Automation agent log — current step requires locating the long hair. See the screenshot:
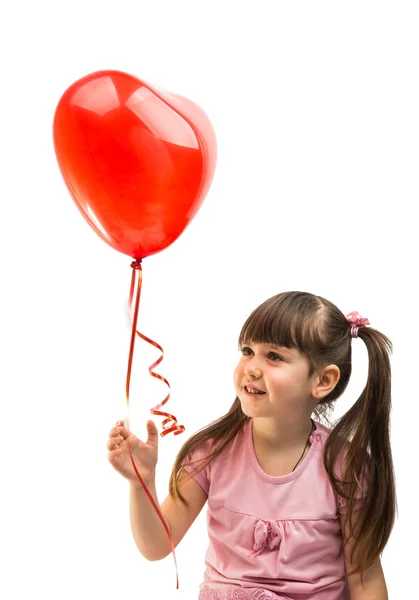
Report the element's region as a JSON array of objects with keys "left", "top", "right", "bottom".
[{"left": 168, "top": 291, "right": 397, "bottom": 583}]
